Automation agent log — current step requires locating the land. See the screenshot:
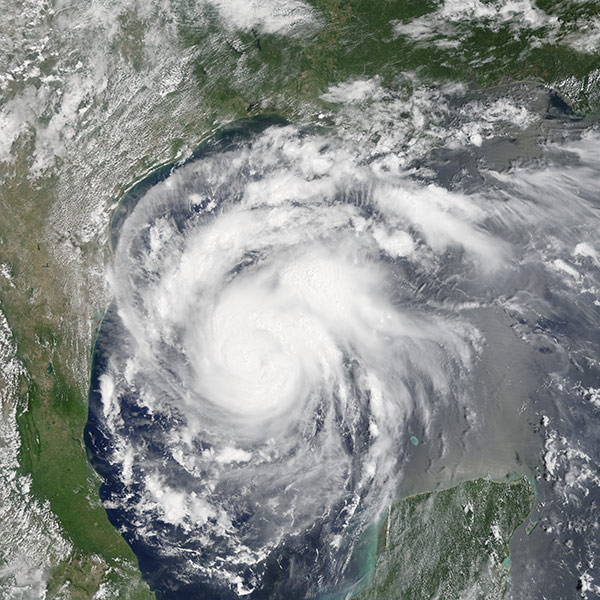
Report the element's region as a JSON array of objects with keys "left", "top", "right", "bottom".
[
  {"left": 0, "top": 0, "right": 596, "bottom": 596},
  {"left": 356, "top": 477, "right": 535, "bottom": 600}
]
